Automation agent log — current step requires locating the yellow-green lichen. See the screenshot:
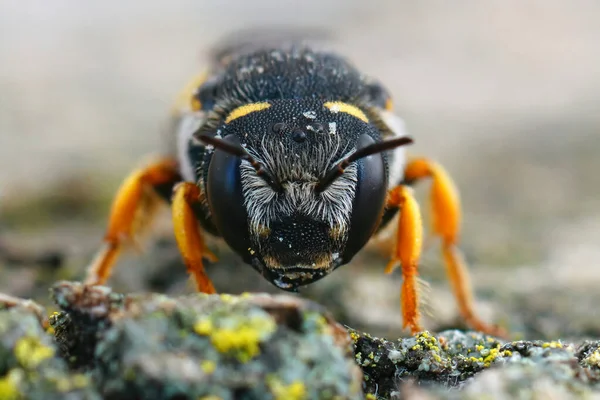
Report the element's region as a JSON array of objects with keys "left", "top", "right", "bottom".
[
  {"left": 583, "top": 350, "right": 600, "bottom": 368},
  {"left": 413, "top": 331, "right": 443, "bottom": 364},
  {"left": 349, "top": 331, "right": 360, "bottom": 343},
  {"left": 194, "top": 319, "right": 214, "bottom": 336},
  {"left": 219, "top": 294, "right": 236, "bottom": 303},
  {"left": 0, "top": 371, "right": 20, "bottom": 400},
  {"left": 124, "top": 368, "right": 136, "bottom": 381},
  {"left": 355, "top": 352, "right": 362, "bottom": 364},
  {"left": 194, "top": 314, "right": 276, "bottom": 363},
  {"left": 365, "top": 394, "right": 377, "bottom": 400},
  {"left": 198, "top": 396, "right": 222, "bottom": 400},
  {"left": 72, "top": 373, "right": 89, "bottom": 389},
  {"left": 303, "top": 312, "right": 329, "bottom": 334},
  {"left": 542, "top": 341, "right": 563, "bottom": 349},
  {"left": 42, "top": 369, "right": 91, "bottom": 393},
  {"left": 467, "top": 356, "right": 484, "bottom": 364},
  {"left": 267, "top": 378, "right": 307, "bottom": 400},
  {"left": 55, "top": 378, "right": 71, "bottom": 393},
  {"left": 483, "top": 347, "right": 501, "bottom": 367},
  {"left": 14, "top": 336, "right": 55, "bottom": 369},
  {"left": 211, "top": 323, "right": 271, "bottom": 362},
  {"left": 201, "top": 360, "right": 216, "bottom": 374}
]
